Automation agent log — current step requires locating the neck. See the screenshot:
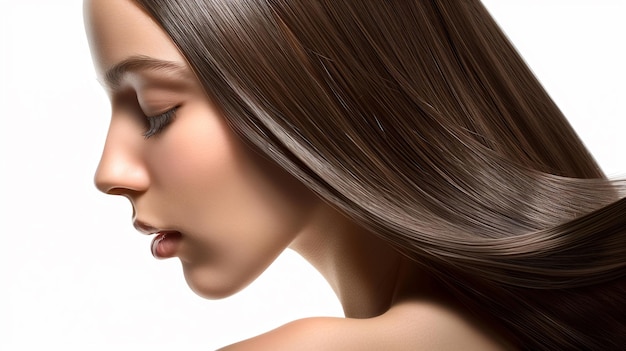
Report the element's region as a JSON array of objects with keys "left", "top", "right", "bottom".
[{"left": 289, "top": 207, "right": 415, "bottom": 318}]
